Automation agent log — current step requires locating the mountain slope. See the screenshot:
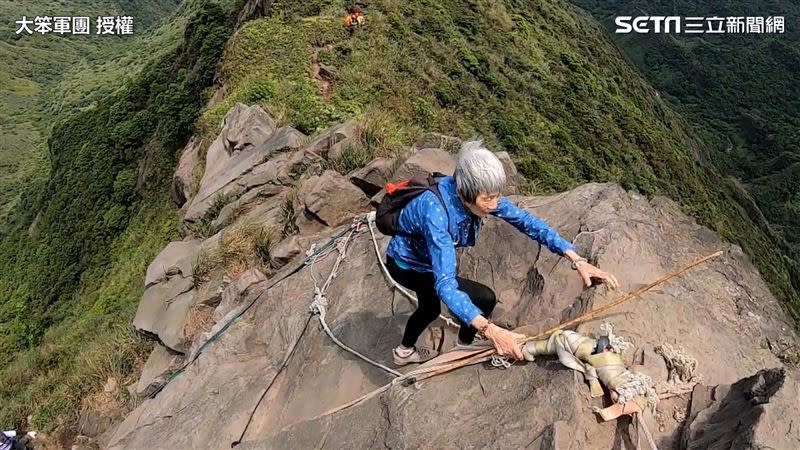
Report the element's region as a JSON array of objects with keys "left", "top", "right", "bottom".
[
  {"left": 571, "top": 0, "right": 800, "bottom": 254},
  {"left": 0, "top": 0, "right": 243, "bottom": 439},
  {"left": 107, "top": 105, "right": 798, "bottom": 449},
  {"left": 0, "top": 0, "right": 181, "bottom": 220}
]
